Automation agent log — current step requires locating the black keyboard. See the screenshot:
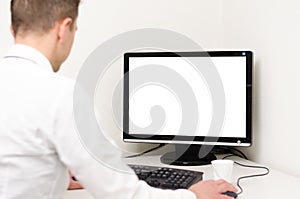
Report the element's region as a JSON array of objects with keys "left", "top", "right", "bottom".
[{"left": 129, "top": 164, "right": 203, "bottom": 190}]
